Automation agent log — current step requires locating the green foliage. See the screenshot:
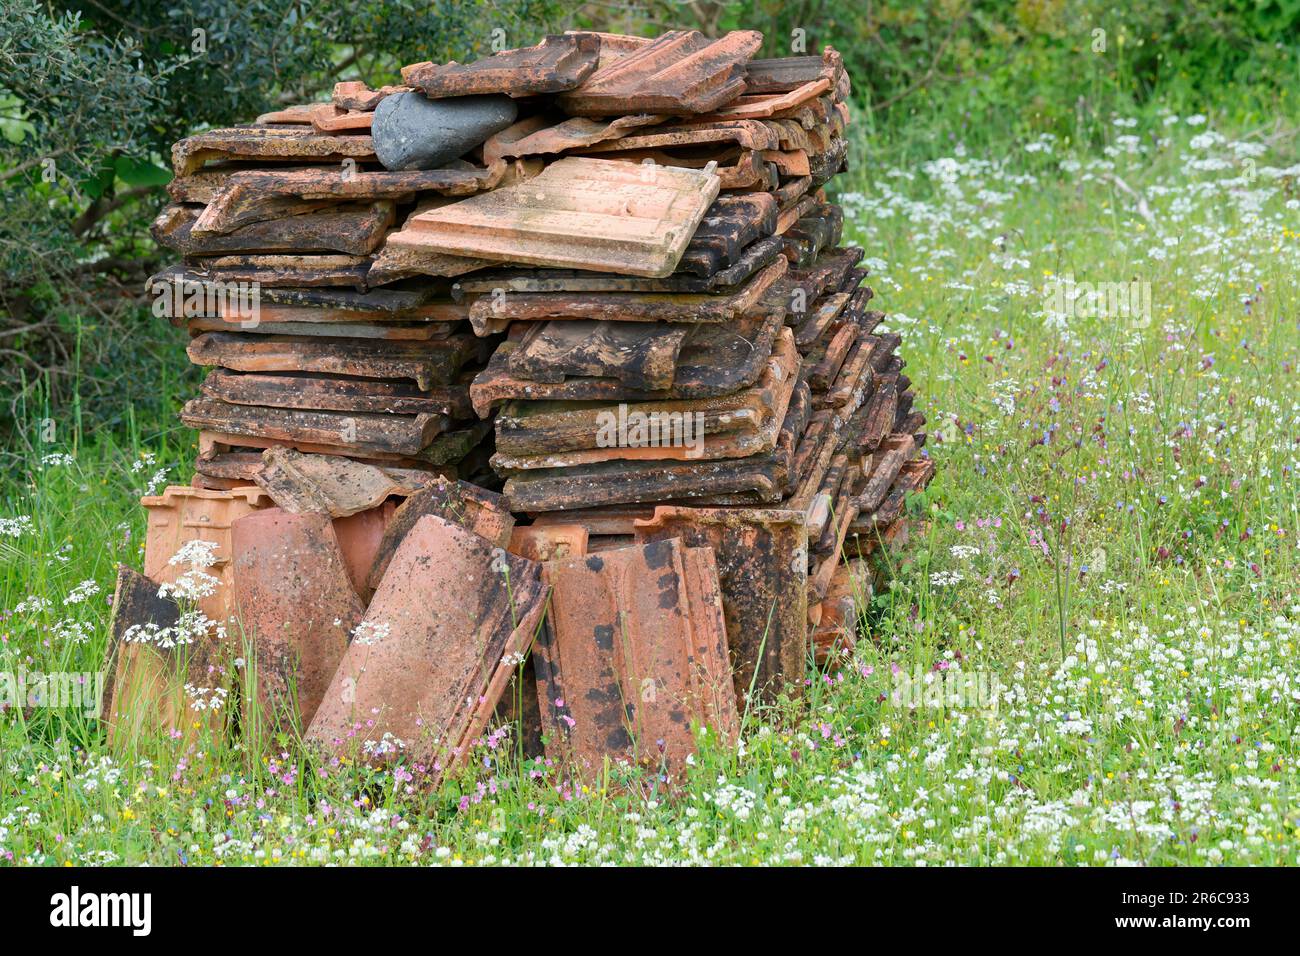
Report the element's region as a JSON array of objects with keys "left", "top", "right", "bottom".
[{"left": 0, "top": 2, "right": 158, "bottom": 277}]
